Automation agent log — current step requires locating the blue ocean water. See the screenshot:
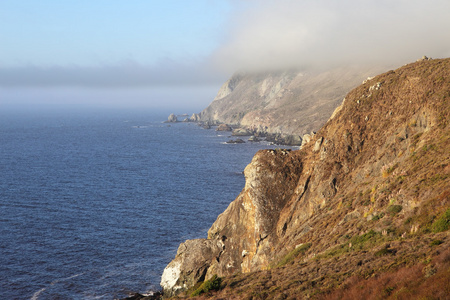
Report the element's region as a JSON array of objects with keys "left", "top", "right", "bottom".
[{"left": 0, "top": 109, "right": 283, "bottom": 299}]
